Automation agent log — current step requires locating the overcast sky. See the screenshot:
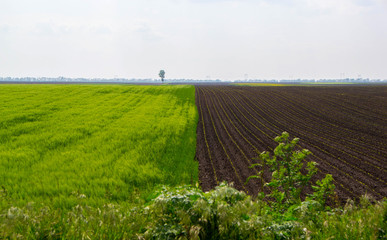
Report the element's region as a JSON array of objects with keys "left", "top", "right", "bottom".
[{"left": 1, "top": 0, "right": 386, "bottom": 80}]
